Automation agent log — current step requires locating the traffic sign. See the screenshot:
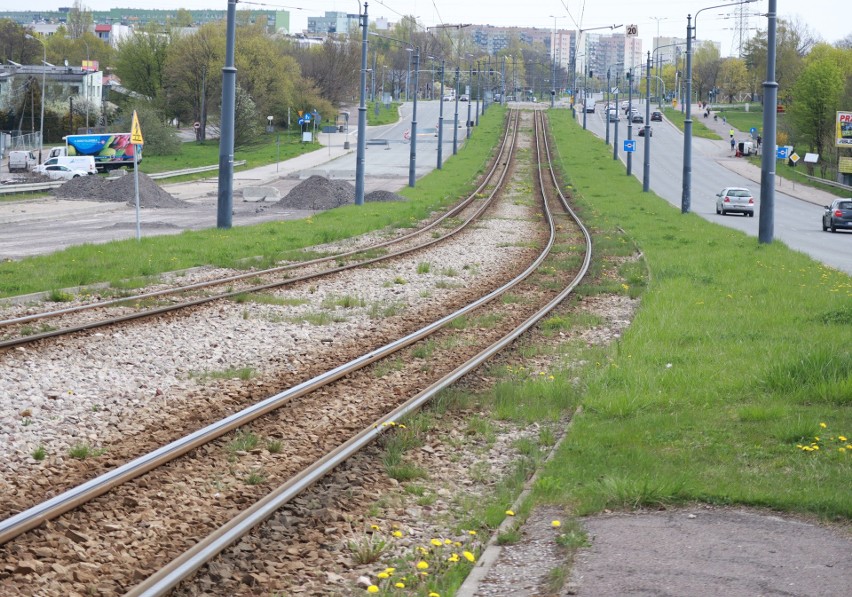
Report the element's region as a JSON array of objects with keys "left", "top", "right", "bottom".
[
  {"left": 130, "top": 110, "right": 144, "bottom": 145},
  {"left": 776, "top": 146, "right": 790, "bottom": 159},
  {"left": 298, "top": 117, "right": 305, "bottom": 126},
  {"left": 623, "top": 139, "right": 636, "bottom": 153},
  {"left": 790, "top": 152, "right": 800, "bottom": 163},
  {"left": 626, "top": 24, "right": 638, "bottom": 36},
  {"left": 193, "top": 121, "right": 201, "bottom": 130}
]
